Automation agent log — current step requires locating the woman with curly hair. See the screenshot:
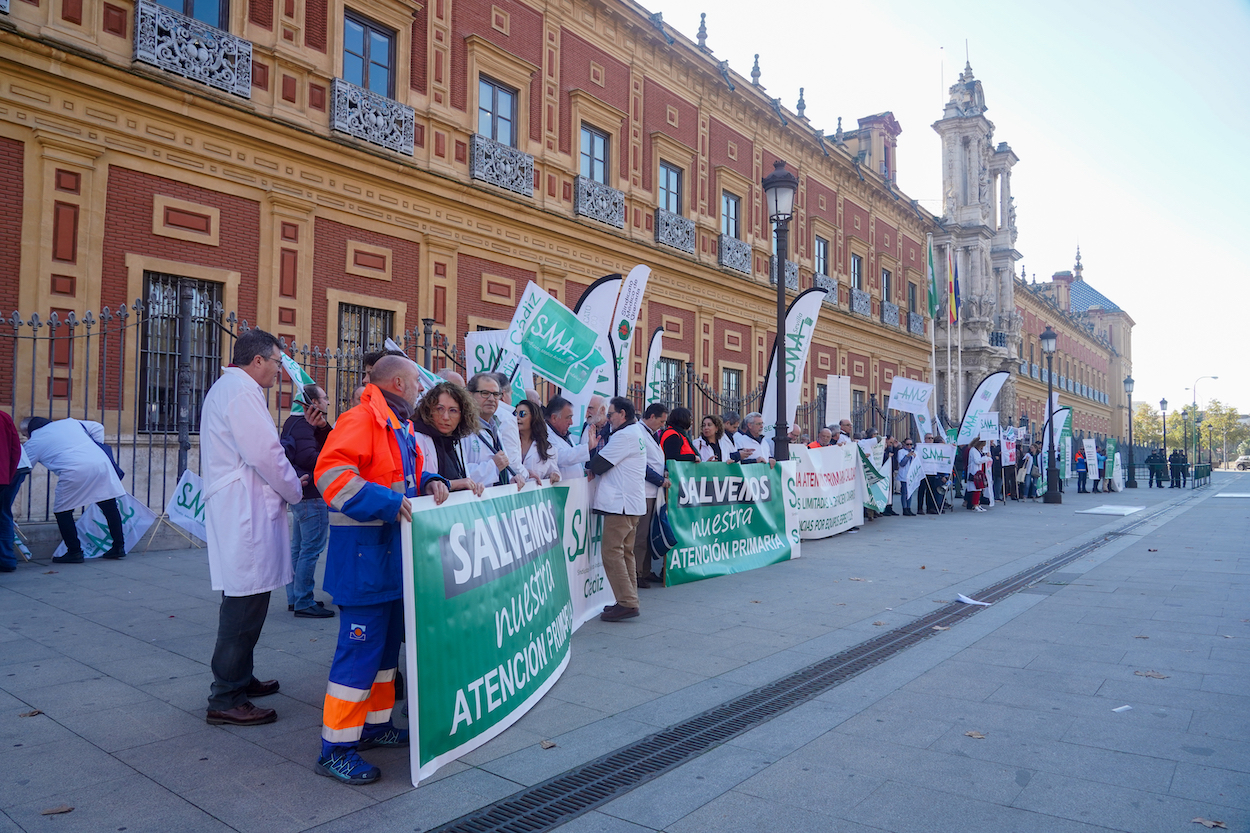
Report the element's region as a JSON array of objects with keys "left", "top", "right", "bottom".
[
  {"left": 514, "top": 399, "right": 561, "bottom": 486},
  {"left": 412, "top": 381, "right": 484, "bottom": 496},
  {"left": 695, "top": 414, "right": 735, "bottom": 463}
]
